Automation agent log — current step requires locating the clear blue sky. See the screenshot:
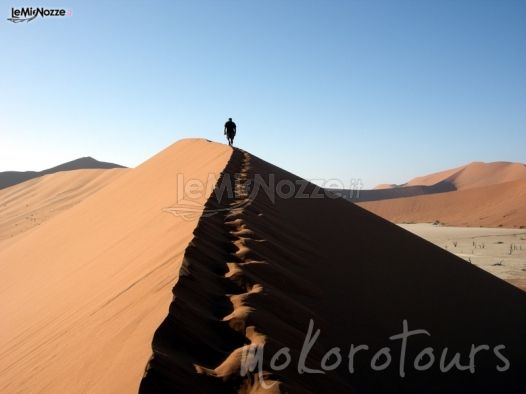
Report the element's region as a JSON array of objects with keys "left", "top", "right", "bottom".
[{"left": 1, "top": 0, "right": 525, "bottom": 188}]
